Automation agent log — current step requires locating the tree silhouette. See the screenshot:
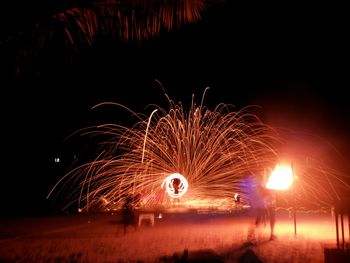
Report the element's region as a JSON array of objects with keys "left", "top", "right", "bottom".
[{"left": 0, "top": 0, "right": 224, "bottom": 77}]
